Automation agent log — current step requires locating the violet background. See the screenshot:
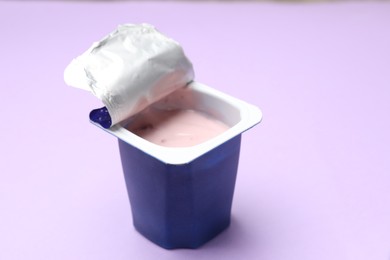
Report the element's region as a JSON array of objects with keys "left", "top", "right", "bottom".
[{"left": 1, "top": 1, "right": 390, "bottom": 259}]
